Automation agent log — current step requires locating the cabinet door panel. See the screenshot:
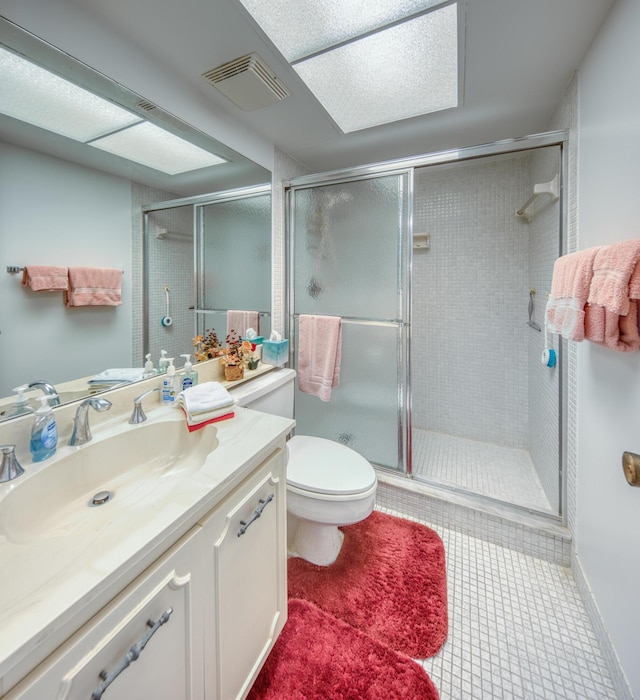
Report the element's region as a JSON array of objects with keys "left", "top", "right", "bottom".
[
  {"left": 7, "top": 527, "right": 204, "bottom": 700},
  {"left": 202, "top": 451, "right": 287, "bottom": 700}
]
